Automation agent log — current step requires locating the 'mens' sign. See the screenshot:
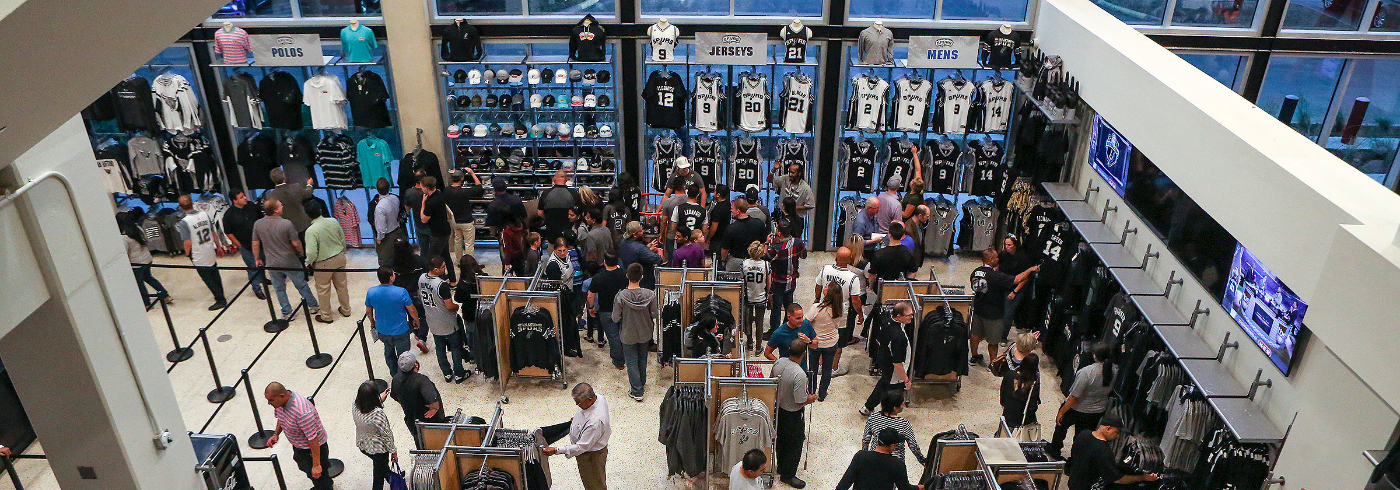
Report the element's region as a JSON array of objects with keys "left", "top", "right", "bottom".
[{"left": 907, "top": 36, "right": 980, "bottom": 69}]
